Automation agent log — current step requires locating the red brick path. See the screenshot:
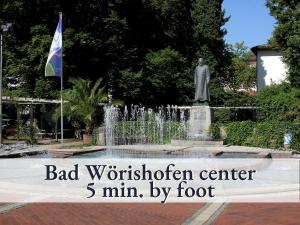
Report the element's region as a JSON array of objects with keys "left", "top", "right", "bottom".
[
  {"left": 213, "top": 203, "right": 300, "bottom": 225},
  {"left": 0, "top": 203, "right": 203, "bottom": 225},
  {"left": 1, "top": 203, "right": 300, "bottom": 225}
]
